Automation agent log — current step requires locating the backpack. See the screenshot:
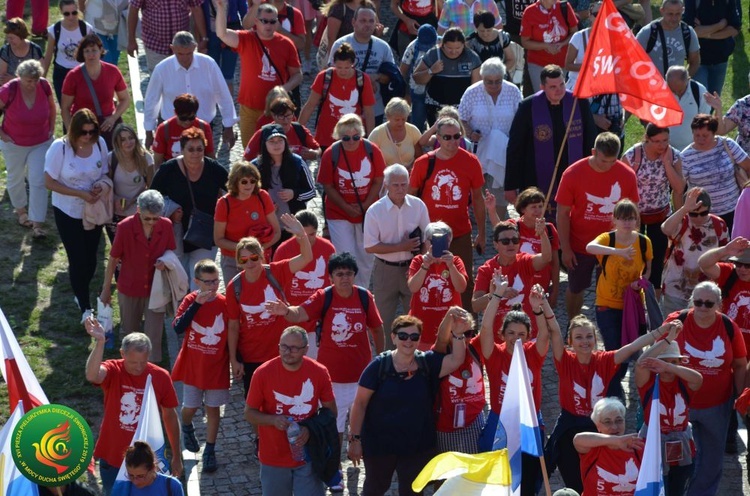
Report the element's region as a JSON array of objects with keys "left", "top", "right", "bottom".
[
  {"left": 376, "top": 61, "right": 407, "bottom": 105},
  {"left": 230, "top": 266, "right": 287, "bottom": 304},
  {"left": 664, "top": 215, "right": 725, "bottom": 264},
  {"left": 675, "top": 309, "right": 734, "bottom": 341},
  {"left": 599, "top": 231, "right": 649, "bottom": 279},
  {"left": 0, "top": 78, "right": 52, "bottom": 118},
  {"left": 317, "top": 67, "right": 366, "bottom": 126},
  {"left": 314, "top": 285, "right": 370, "bottom": 346},
  {"left": 330, "top": 138, "right": 373, "bottom": 166},
  {"left": 416, "top": 152, "right": 438, "bottom": 198},
  {"left": 644, "top": 20, "right": 692, "bottom": 74},
  {"left": 722, "top": 269, "right": 740, "bottom": 301},
  {"left": 377, "top": 349, "right": 431, "bottom": 384},
  {"left": 559, "top": 1, "right": 570, "bottom": 29},
  {"left": 290, "top": 122, "right": 308, "bottom": 145},
  {"left": 53, "top": 20, "right": 88, "bottom": 59}
]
